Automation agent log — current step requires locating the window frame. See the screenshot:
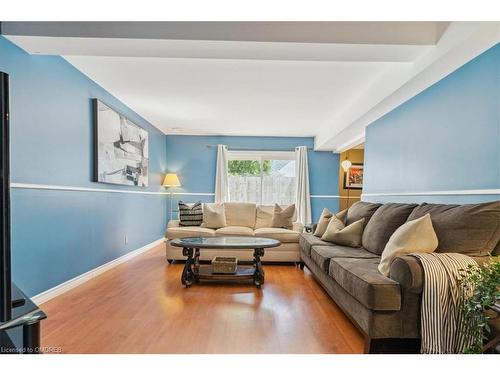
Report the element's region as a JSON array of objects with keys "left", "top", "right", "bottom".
[{"left": 227, "top": 150, "right": 296, "bottom": 205}]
